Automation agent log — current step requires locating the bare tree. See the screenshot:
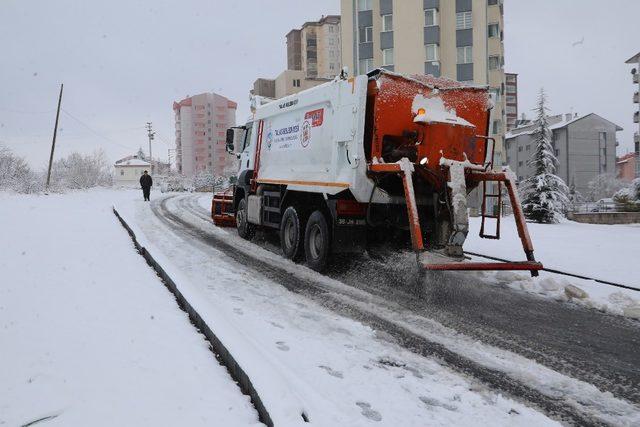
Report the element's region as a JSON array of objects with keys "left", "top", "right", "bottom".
[
  {"left": 0, "top": 145, "right": 41, "bottom": 193},
  {"left": 49, "top": 149, "right": 113, "bottom": 190},
  {"left": 587, "top": 173, "right": 627, "bottom": 201}
]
